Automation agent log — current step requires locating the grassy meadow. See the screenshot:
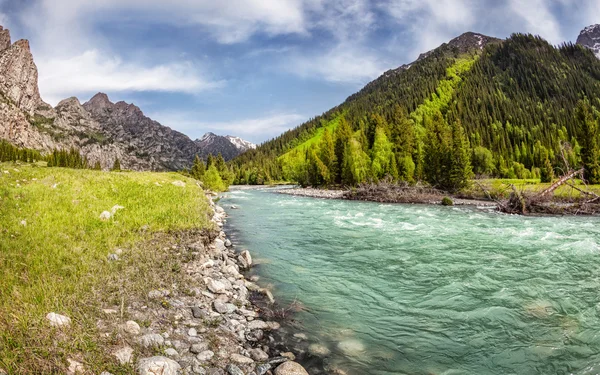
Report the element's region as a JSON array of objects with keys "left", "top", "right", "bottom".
[
  {"left": 464, "top": 178, "right": 600, "bottom": 201},
  {"left": 0, "top": 162, "right": 212, "bottom": 373}
]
